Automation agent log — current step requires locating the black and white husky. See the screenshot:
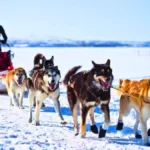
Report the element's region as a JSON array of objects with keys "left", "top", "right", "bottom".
[
  {"left": 30, "top": 53, "right": 54, "bottom": 107},
  {"left": 27, "top": 65, "right": 67, "bottom": 125}
]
